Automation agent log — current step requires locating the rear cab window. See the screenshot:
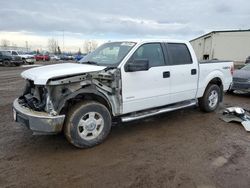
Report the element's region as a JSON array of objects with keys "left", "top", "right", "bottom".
[{"left": 164, "top": 43, "right": 193, "bottom": 65}]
